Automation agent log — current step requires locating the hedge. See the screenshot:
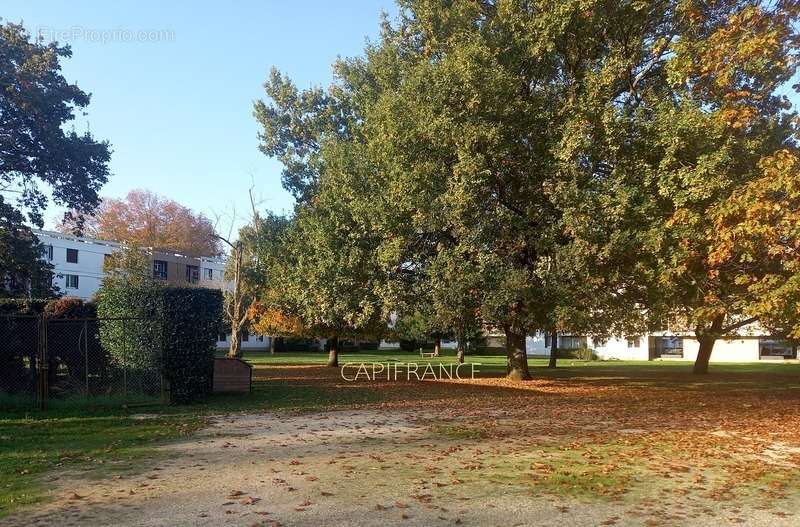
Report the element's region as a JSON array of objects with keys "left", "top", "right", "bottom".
[
  {"left": 97, "top": 285, "right": 222, "bottom": 404},
  {"left": 0, "top": 298, "right": 49, "bottom": 316}
]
